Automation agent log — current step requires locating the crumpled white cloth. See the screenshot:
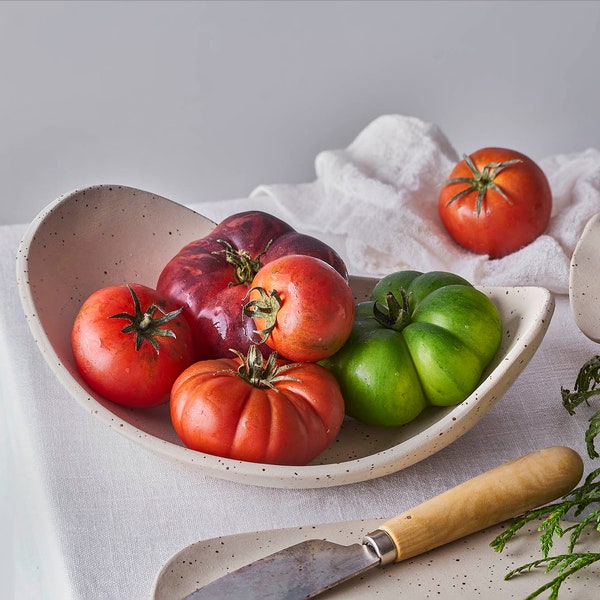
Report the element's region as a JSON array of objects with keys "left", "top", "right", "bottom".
[{"left": 251, "top": 114, "right": 600, "bottom": 294}]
